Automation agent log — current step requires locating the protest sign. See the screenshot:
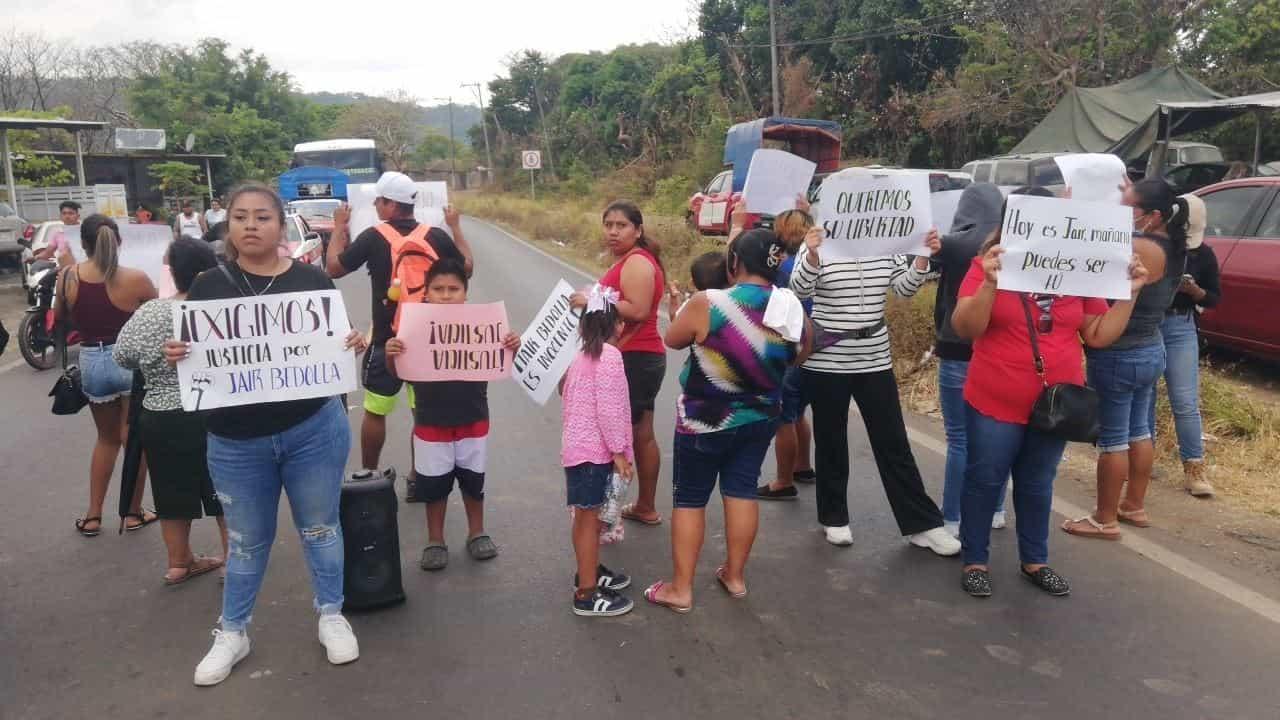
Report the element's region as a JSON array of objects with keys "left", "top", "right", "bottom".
[
  {"left": 394, "top": 301, "right": 510, "bottom": 382},
  {"left": 816, "top": 172, "right": 933, "bottom": 259},
  {"left": 930, "top": 189, "right": 965, "bottom": 236},
  {"left": 347, "top": 182, "right": 448, "bottom": 239},
  {"left": 1054, "top": 154, "right": 1127, "bottom": 204},
  {"left": 68, "top": 223, "right": 172, "bottom": 291},
  {"left": 742, "top": 149, "right": 817, "bottom": 216},
  {"left": 998, "top": 194, "right": 1134, "bottom": 299},
  {"left": 173, "top": 290, "right": 357, "bottom": 411},
  {"left": 511, "top": 279, "right": 581, "bottom": 405}
]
